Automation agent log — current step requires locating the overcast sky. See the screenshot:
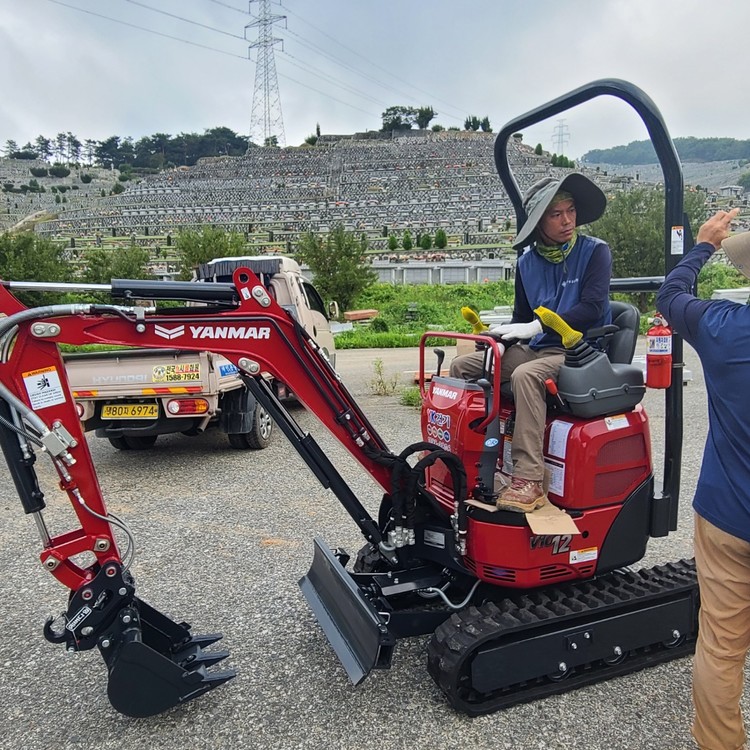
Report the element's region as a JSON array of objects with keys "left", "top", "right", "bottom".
[{"left": 0, "top": 0, "right": 747, "bottom": 159}]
